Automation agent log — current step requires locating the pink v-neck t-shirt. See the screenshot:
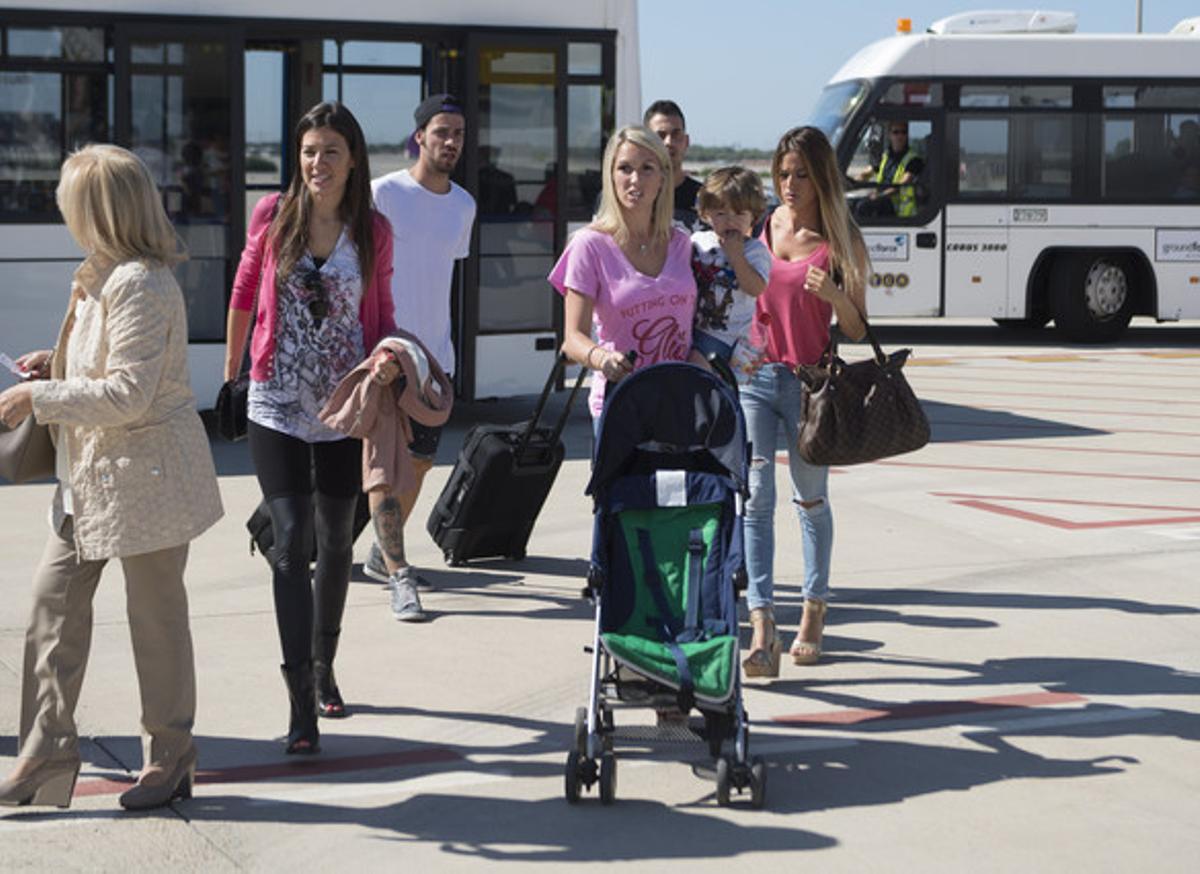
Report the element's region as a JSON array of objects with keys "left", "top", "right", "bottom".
[
  {"left": 756, "top": 224, "right": 833, "bottom": 369},
  {"left": 550, "top": 227, "right": 696, "bottom": 416}
]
